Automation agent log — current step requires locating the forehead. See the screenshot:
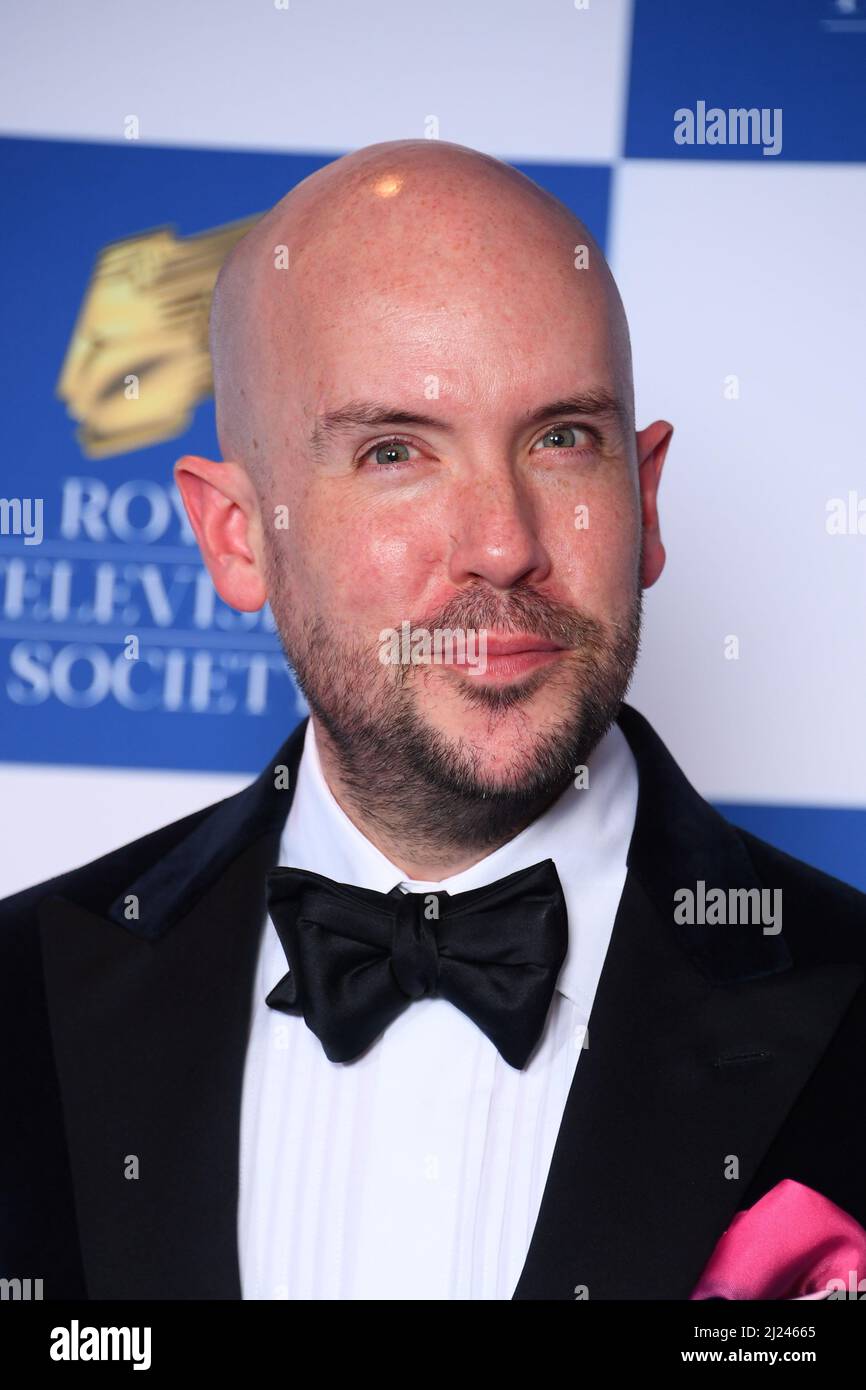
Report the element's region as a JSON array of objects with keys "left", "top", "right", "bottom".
[{"left": 286, "top": 269, "right": 622, "bottom": 422}]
